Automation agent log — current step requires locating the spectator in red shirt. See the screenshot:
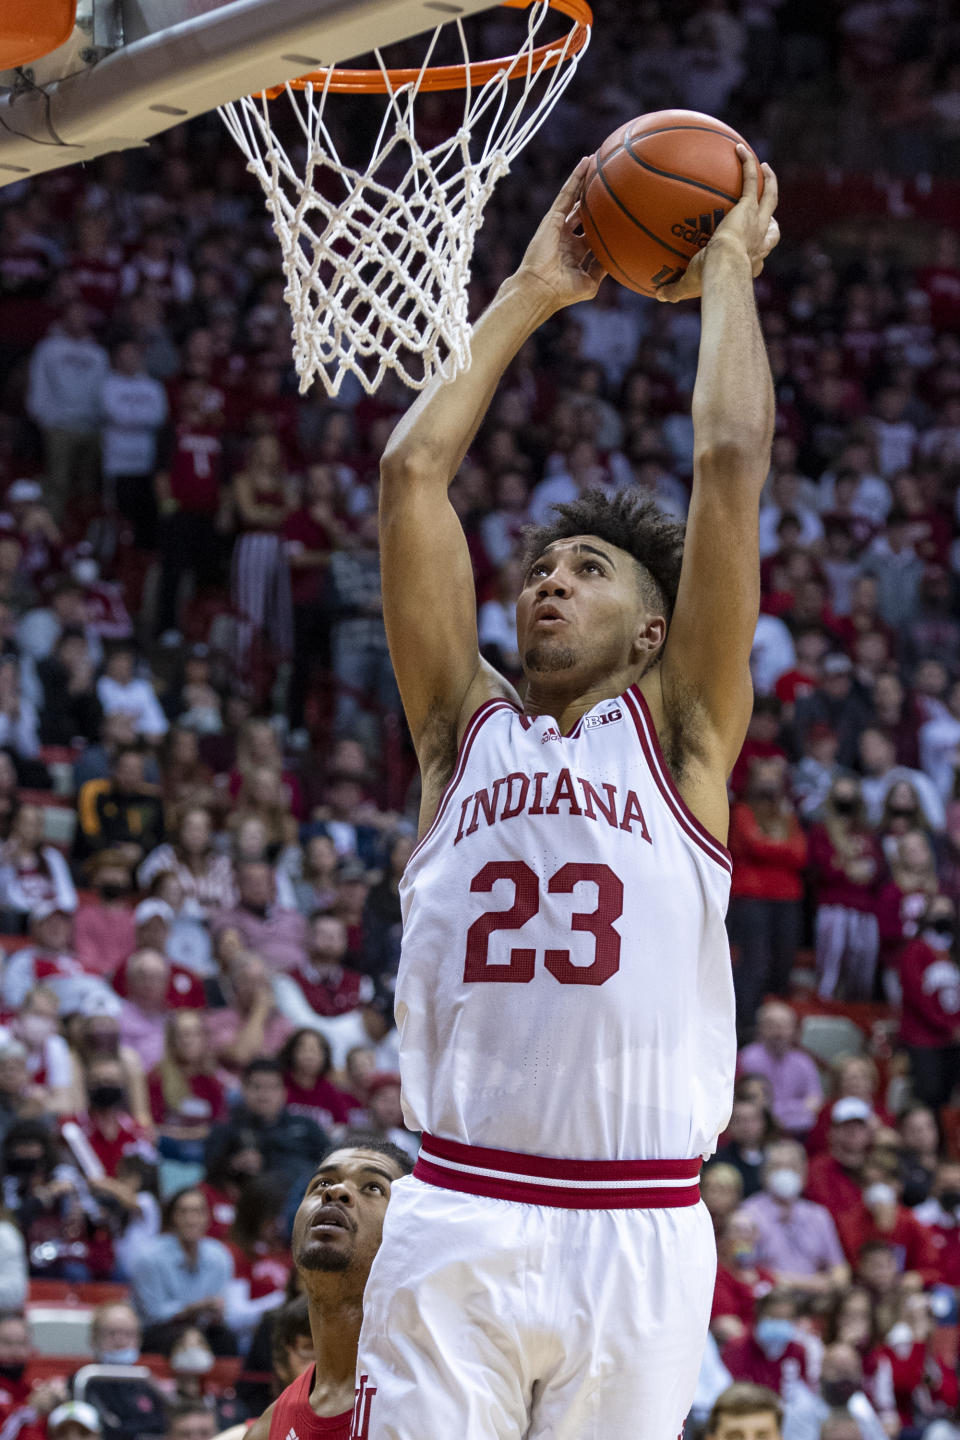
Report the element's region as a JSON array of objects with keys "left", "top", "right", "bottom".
[
  {"left": 0, "top": 1309, "right": 67, "bottom": 1435},
  {"left": 224, "top": 1173, "right": 291, "bottom": 1350},
  {"left": 73, "top": 849, "right": 136, "bottom": 980},
  {"left": 711, "top": 1210, "right": 776, "bottom": 1344},
  {"left": 898, "top": 893, "right": 960, "bottom": 1108},
  {"left": 808, "top": 777, "right": 884, "bottom": 1000},
  {"left": 834, "top": 1152, "right": 940, "bottom": 1284},
  {"left": 730, "top": 698, "right": 789, "bottom": 798},
  {"left": 728, "top": 760, "right": 808, "bottom": 1039},
  {"left": 721, "top": 1289, "right": 808, "bottom": 1399},
  {"left": 913, "top": 1158, "right": 960, "bottom": 1288},
  {"left": 69, "top": 1055, "right": 157, "bottom": 1177},
  {"left": 279, "top": 1028, "right": 356, "bottom": 1132},
  {"left": 874, "top": 828, "right": 939, "bottom": 987},
  {"left": 283, "top": 465, "right": 350, "bottom": 732},
  {"left": 806, "top": 1097, "right": 874, "bottom": 1233},
  {"left": 147, "top": 1010, "right": 228, "bottom": 1164},
  {"left": 287, "top": 914, "right": 373, "bottom": 1021},
  {"left": 806, "top": 1057, "right": 893, "bottom": 1157},
  {"left": 154, "top": 381, "right": 228, "bottom": 639},
  {"left": 871, "top": 1291, "right": 959, "bottom": 1432}
]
